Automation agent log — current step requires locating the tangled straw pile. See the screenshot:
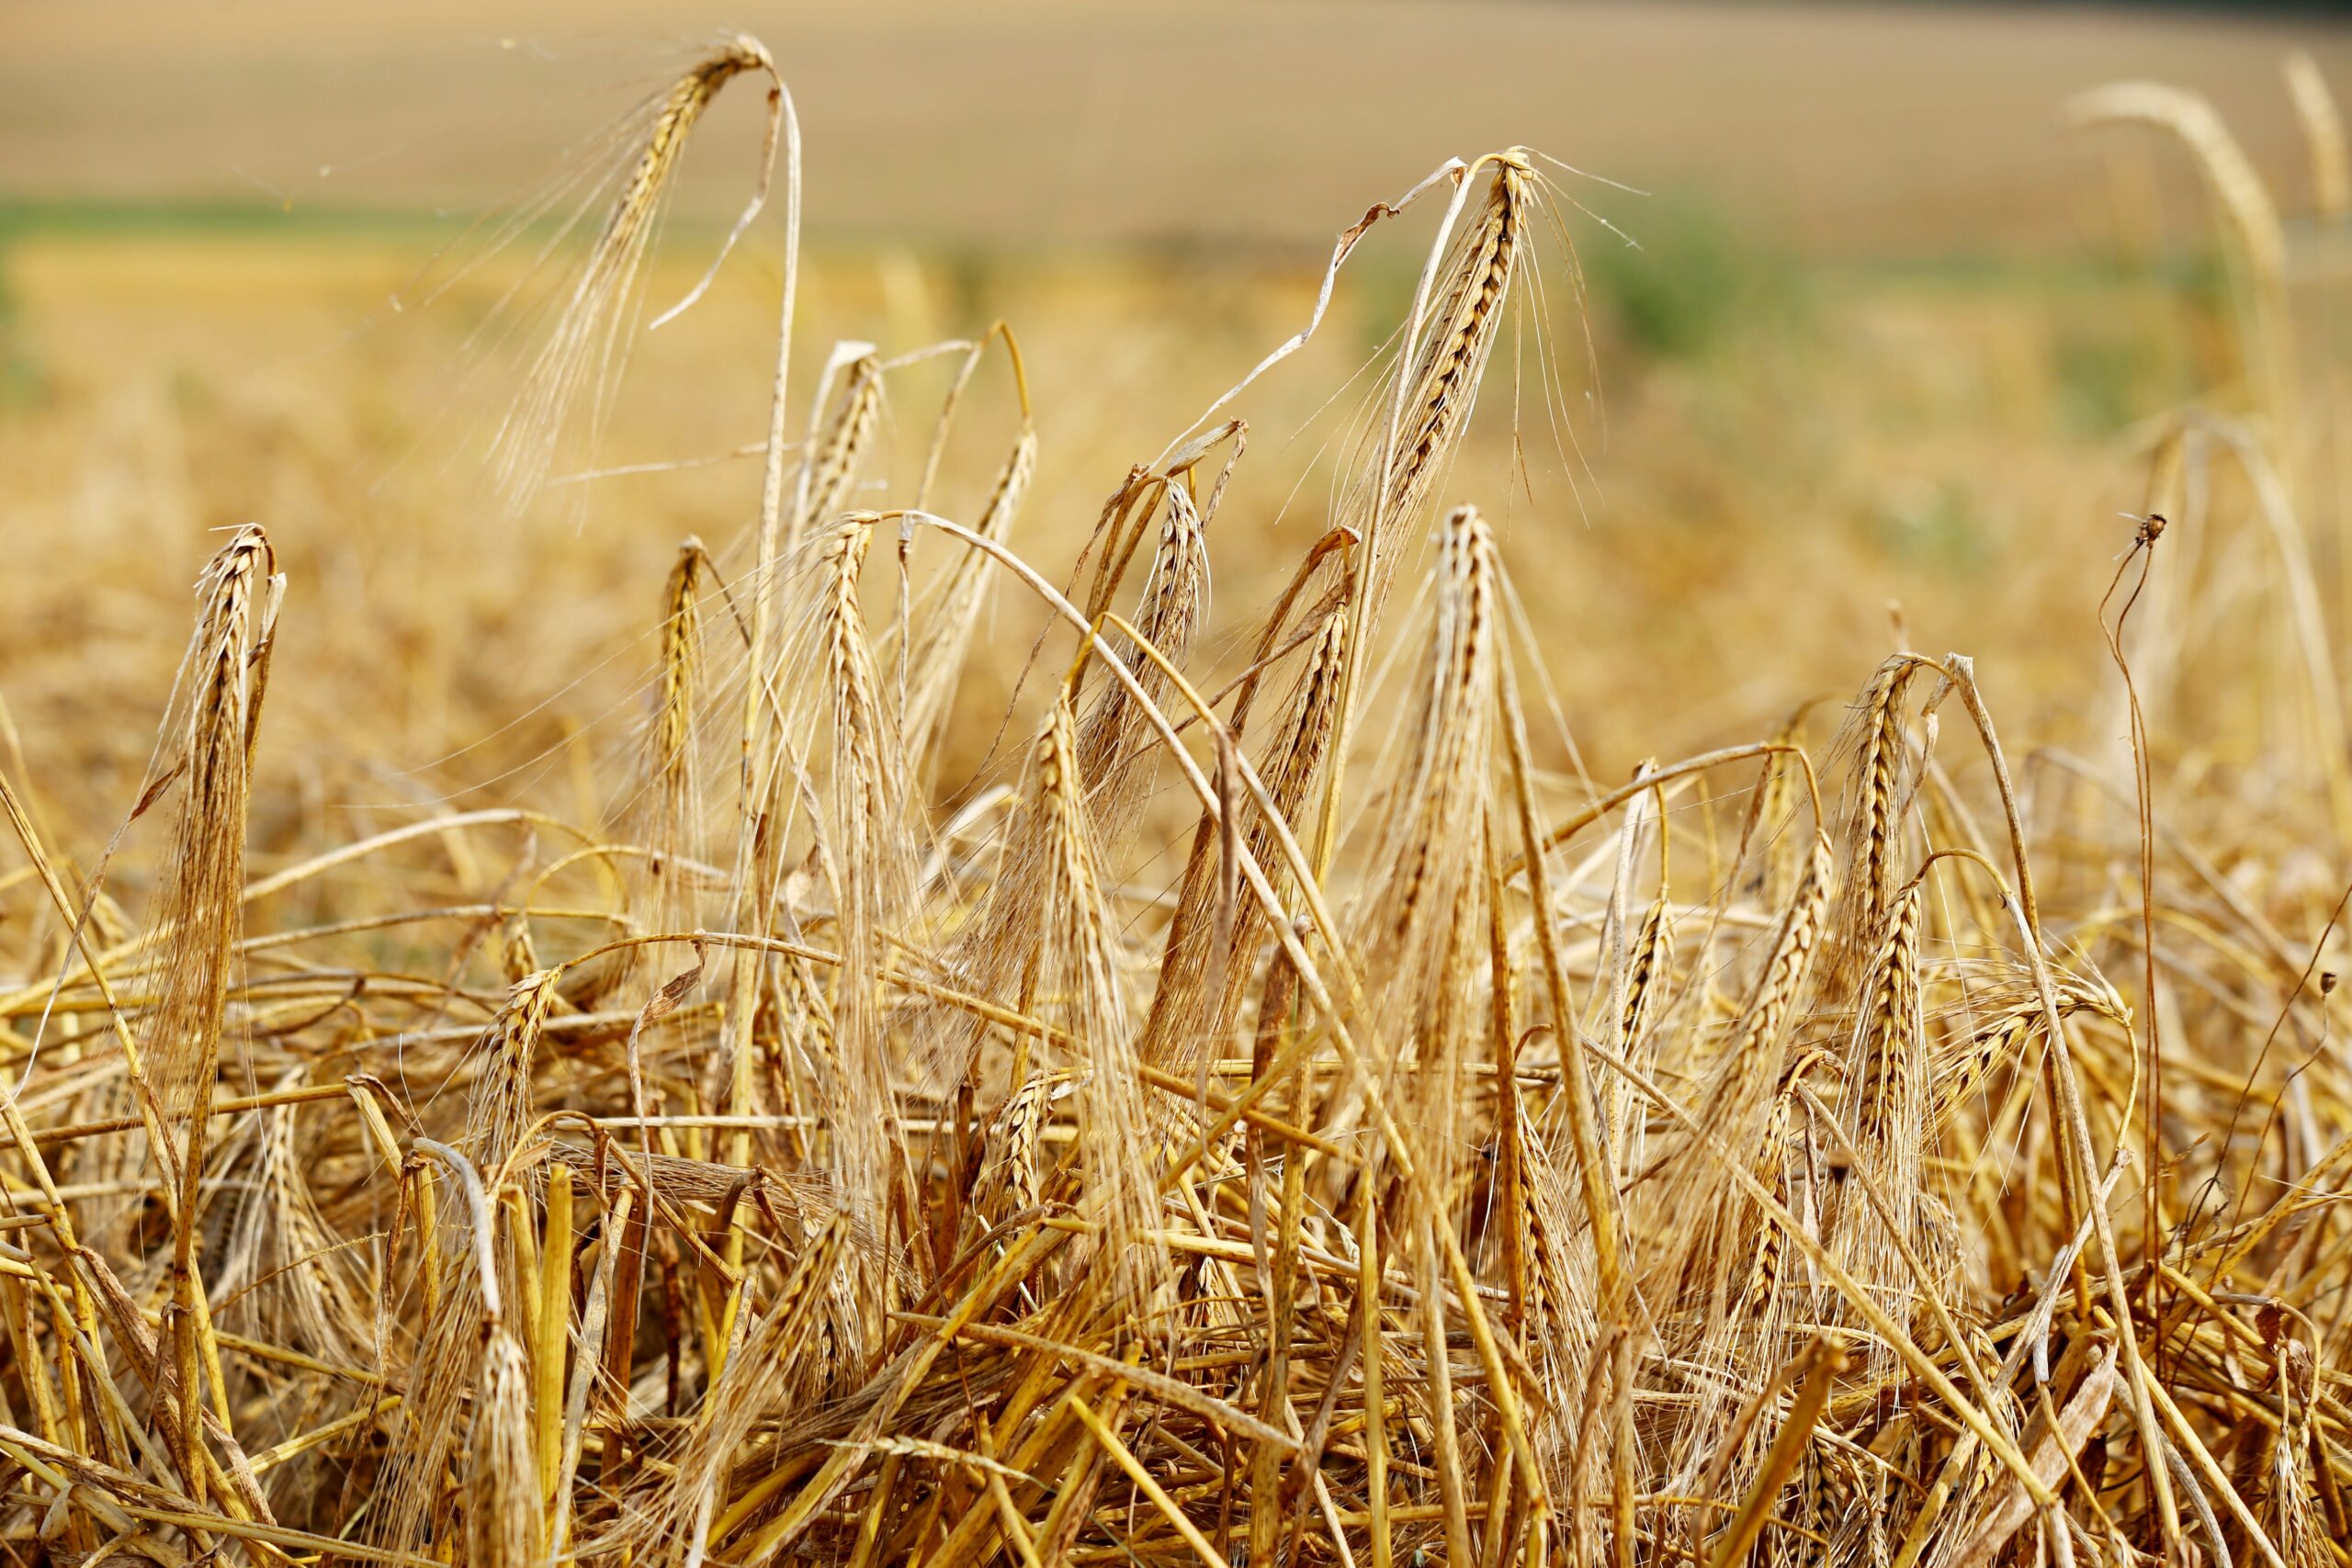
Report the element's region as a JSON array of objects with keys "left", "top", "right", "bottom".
[{"left": 5, "top": 34, "right": 2352, "bottom": 1568}]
